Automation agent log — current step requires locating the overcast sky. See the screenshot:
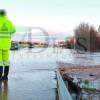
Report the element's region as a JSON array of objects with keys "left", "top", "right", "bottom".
[{"left": 0, "top": 0, "right": 100, "bottom": 42}]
